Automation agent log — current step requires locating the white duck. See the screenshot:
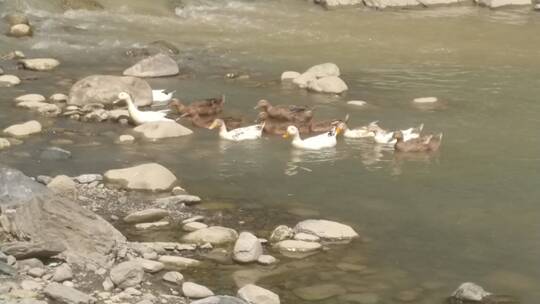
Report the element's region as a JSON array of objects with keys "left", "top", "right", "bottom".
[
  {"left": 152, "top": 89, "right": 175, "bottom": 103},
  {"left": 208, "top": 119, "right": 264, "bottom": 142},
  {"left": 283, "top": 125, "right": 342, "bottom": 150},
  {"left": 370, "top": 123, "right": 423, "bottom": 144},
  {"left": 115, "top": 92, "right": 173, "bottom": 125}
]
